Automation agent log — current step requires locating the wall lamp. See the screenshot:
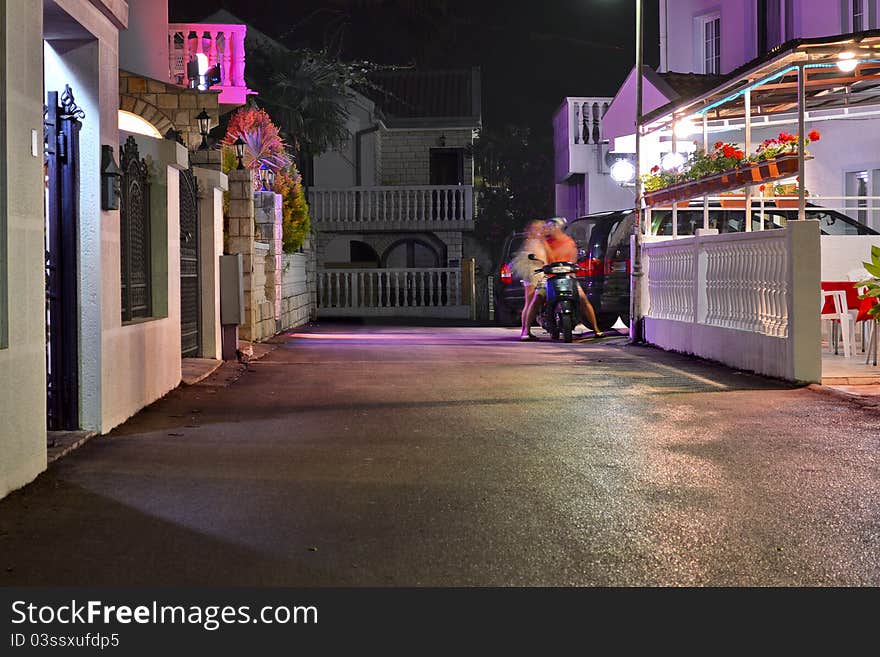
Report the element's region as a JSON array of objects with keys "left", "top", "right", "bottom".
[
  {"left": 196, "top": 109, "right": 211, "bottom": 150},
  {"left": 101, "top": 144, "right": 121, "bottom": 210},
  {"left": 234, "top": 136, "right": 246, "bottom": 170}
]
